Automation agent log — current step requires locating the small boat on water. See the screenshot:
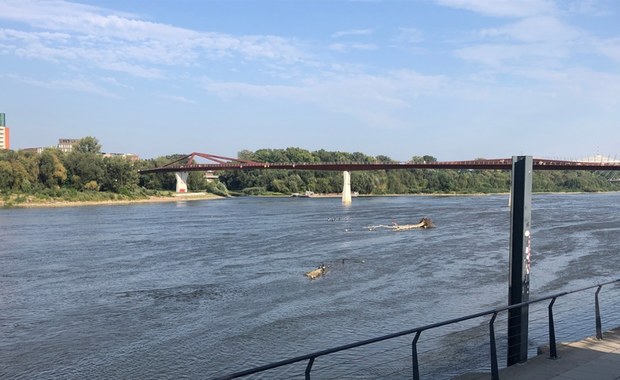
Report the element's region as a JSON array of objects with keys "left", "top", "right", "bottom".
[{"left": 305, "top": 264, "right": 326, "bottom": 279}]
